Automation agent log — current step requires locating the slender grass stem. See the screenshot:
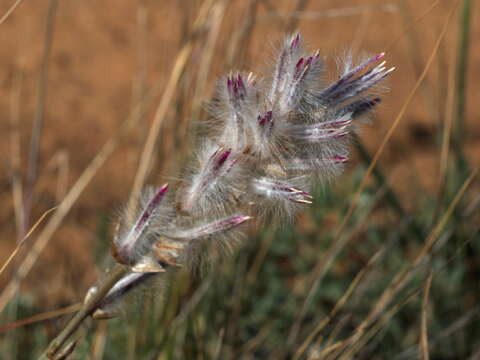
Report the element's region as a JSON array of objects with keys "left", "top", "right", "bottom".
[
  {"left": 25, "top": 0, "right": 58, "bottom": 228},
  {"left": 40, "top": 265, "right": 128, "bottom": 359},
  {"left": 452, "top": 0, "right": 472, "bottom": 176}
]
